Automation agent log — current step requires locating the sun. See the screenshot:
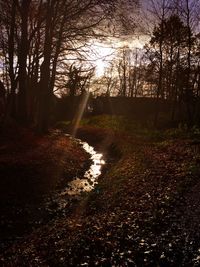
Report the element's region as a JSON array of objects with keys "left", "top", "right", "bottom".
[
  {"left": 95, "top": 59, "right": 107, "bottom": 77},
  {"left": 88, "top": 41, "right": 115, "bottom": 77},
  {"left": 87, "top": 36, "right": 147, "bottom": 77}
]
